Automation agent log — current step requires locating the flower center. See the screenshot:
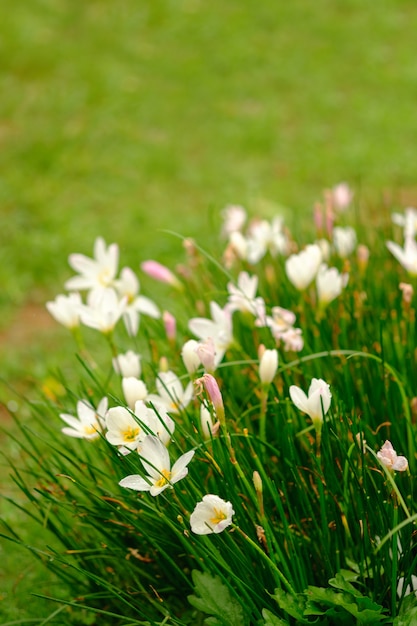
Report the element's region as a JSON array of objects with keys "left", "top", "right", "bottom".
[
  {"left": 84, "top": 424, "right": 98, "bottom": 435},
  {"left": 210, "top": 507, "right": 227, "bottom": 526},
  {"left": 154, "top": 469, "right": 171, "bottom": 488},
  {"left": 123, "top": 426, "right": 140, "bottom": 442}
]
